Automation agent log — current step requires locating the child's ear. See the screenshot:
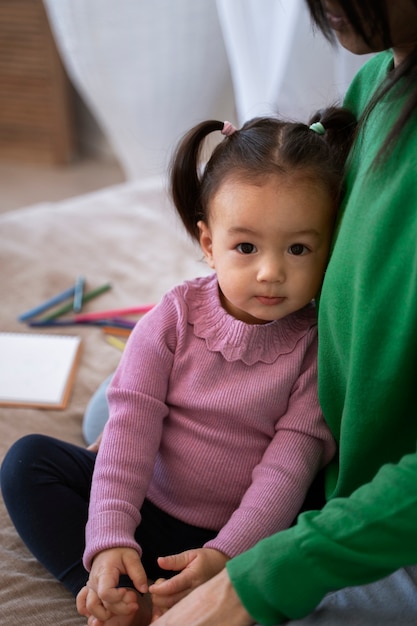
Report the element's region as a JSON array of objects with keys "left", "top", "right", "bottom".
[{"left": 197, "top": 220, "right": 215, "bottom": 269}]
